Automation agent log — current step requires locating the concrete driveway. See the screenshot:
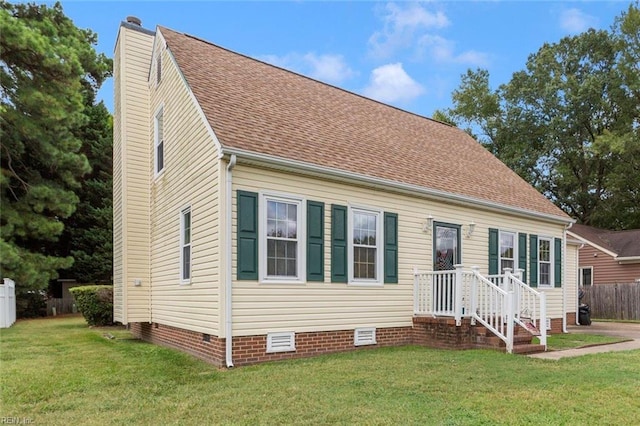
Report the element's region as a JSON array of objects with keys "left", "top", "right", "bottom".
[{"left": 529, "top": 321, "right": 640, "bottom": 360}]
